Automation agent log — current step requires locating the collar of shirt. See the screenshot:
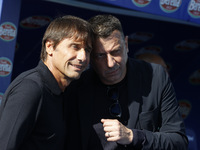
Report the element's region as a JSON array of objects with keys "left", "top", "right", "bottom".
[{"left": 36, "top": 60, "right": 63, "bottom": 95}]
